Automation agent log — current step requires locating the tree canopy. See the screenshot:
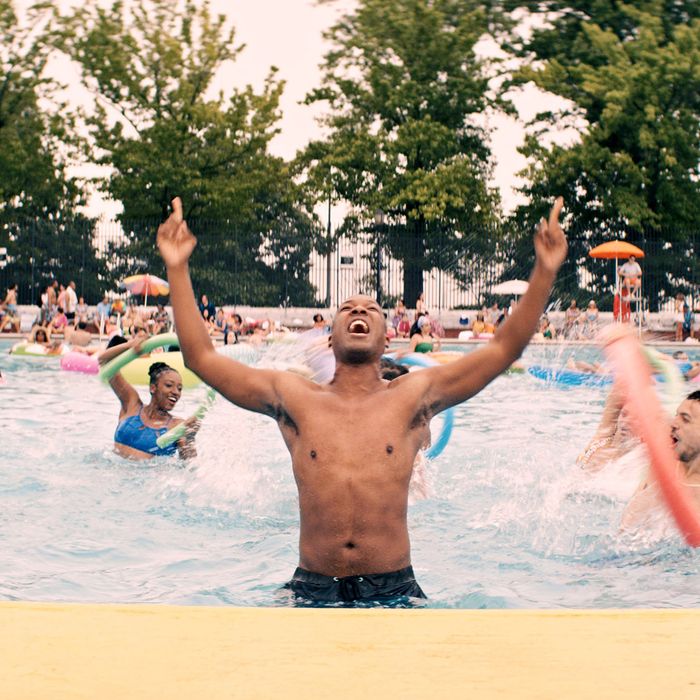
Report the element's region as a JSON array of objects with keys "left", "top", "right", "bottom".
[
  {"left": 300, "top": 0, "right": 506, "bottom": 305},
  {"left": 64, "top": 0, "right": 319, "bottom": 304},
  {"left": 507, "top": 0, "right": 700, "bottom": 305},
  {"left": 0, "top": 0, "right": 83, "bottom": 221}
]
